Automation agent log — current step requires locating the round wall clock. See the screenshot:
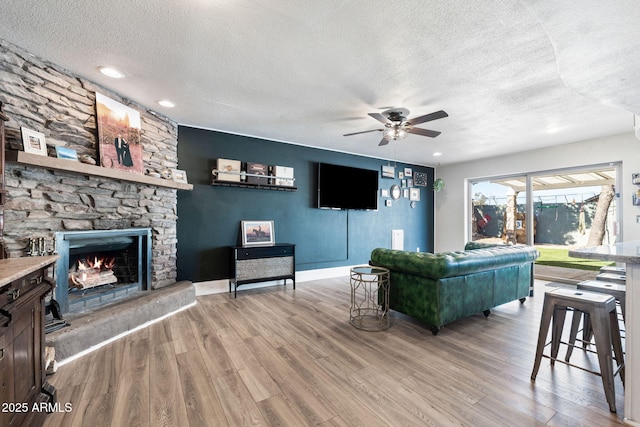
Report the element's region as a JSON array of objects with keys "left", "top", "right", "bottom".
[{"left": 390, "top": 184, "right": 401, "bottom": 200}]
